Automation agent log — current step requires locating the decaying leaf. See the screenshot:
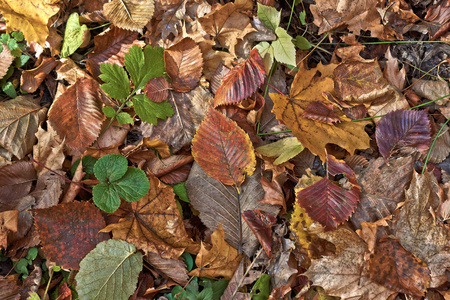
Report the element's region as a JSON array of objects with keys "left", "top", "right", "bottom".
[
  {"left": 20, "top": 57, "right": 58, "bottom": 93},
  {"left": 191, "top": 106, "right": 256, "bottom": 186},
  {"left": 32, "top": 124, "right": 65, "bottom": 176},
  {"left": 411, "top": 78, "right": 450, "bottom": 106},
  {"left": 0, "top": 161, "right": 36, "bottom": 209},
  {"left": 103, "top": 0, "right": 154, "bottom": 33},
  {"left": 242, "top": 209, "right": 276, "bottom": 258}
]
